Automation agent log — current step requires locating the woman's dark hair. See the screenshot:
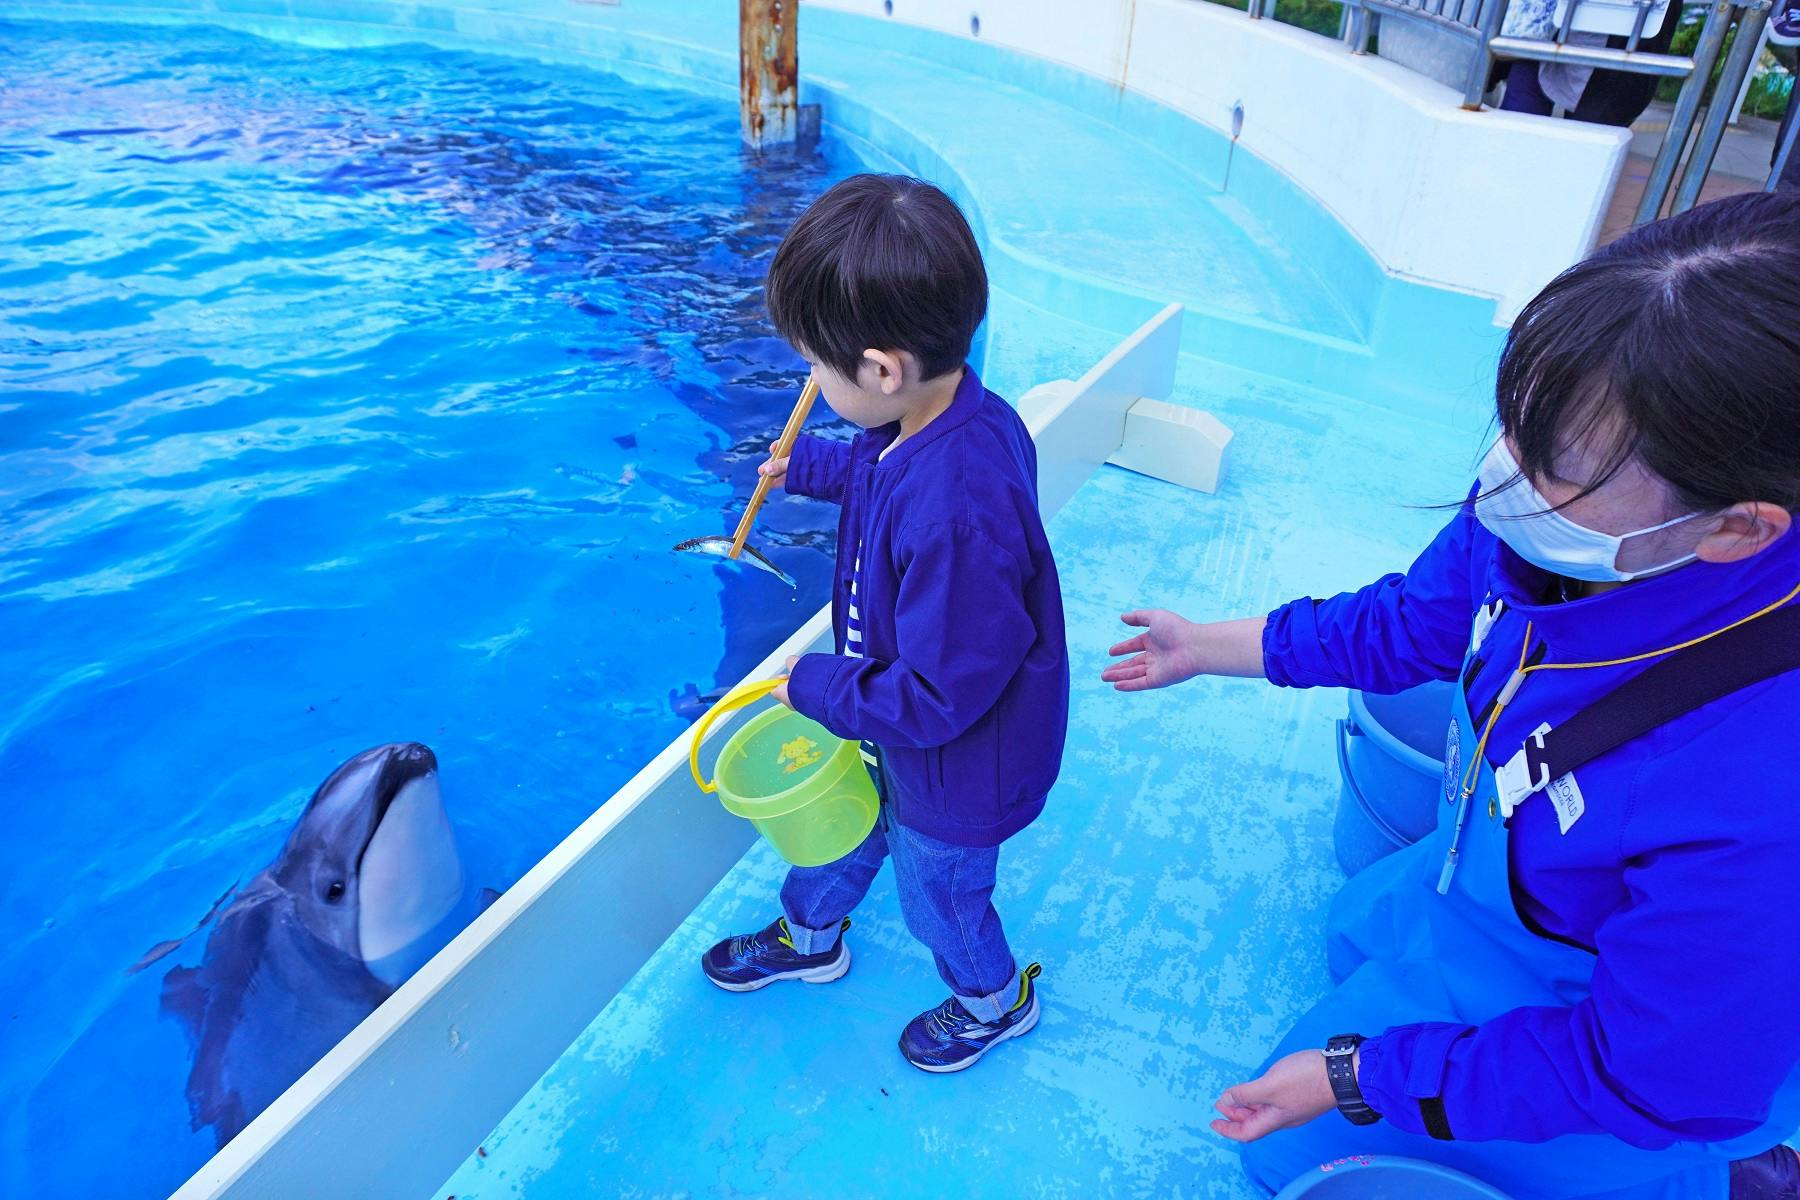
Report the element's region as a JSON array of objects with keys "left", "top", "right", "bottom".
[
  {"left": 1496, "top": 188, "right": 1800, "bottom": 513},
  {"left": 765, "top": 174, "right": 987, "bottom": 382}
]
